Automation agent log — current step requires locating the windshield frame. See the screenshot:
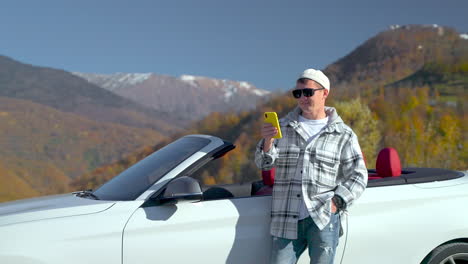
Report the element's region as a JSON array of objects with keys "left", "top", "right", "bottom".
[
  {"left": 93, "top": 135, "right": 225, "bottom": 201},
  {"left": 137, "top": 136, "right": 233, "bottom": 200}
]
